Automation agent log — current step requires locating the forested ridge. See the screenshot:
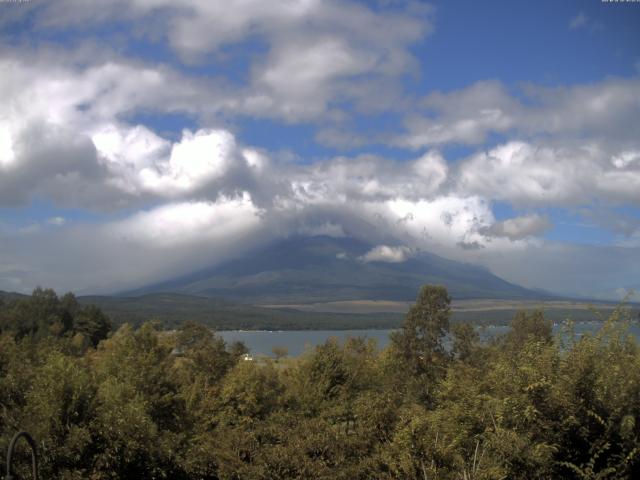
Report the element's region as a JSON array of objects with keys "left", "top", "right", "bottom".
[{"left": 1, "top": 286, "right": 639, "bottom": 479}]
